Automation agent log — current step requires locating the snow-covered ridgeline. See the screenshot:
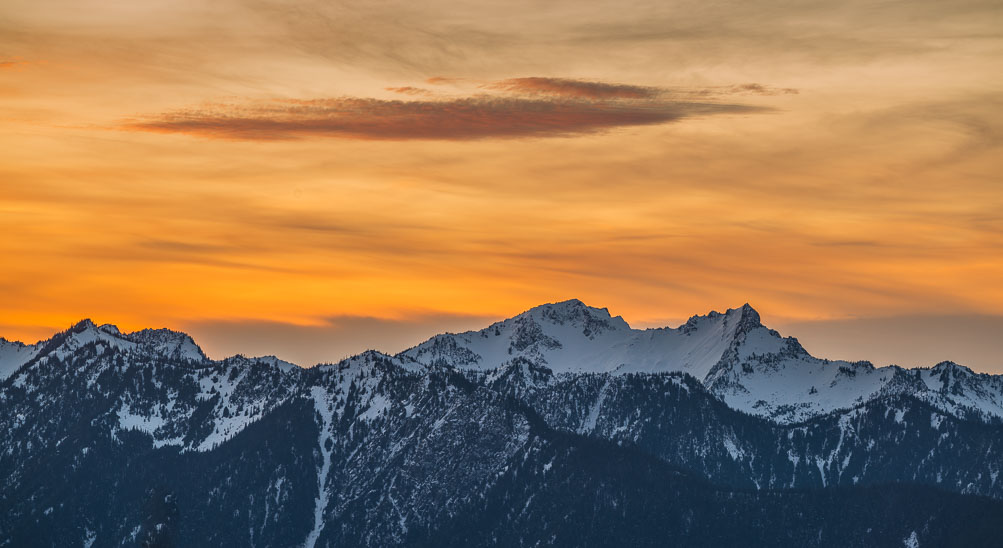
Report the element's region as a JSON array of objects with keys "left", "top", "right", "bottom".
[
  {"left": 4, "top": 300, "right": 1002, "bottom": 435},
  {"left": 1, "top": 319, "right": 206, "bottom": 383},
  {"left": 402, "top": 299, "right": 1003, "bottom": 424}
]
